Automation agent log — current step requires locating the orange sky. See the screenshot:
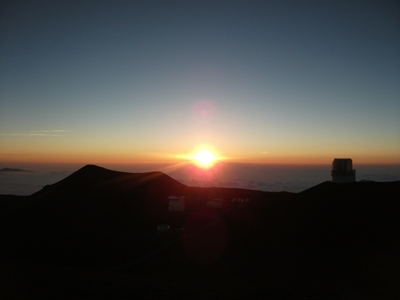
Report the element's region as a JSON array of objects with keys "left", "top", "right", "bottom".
[{"left": 1, "top": 1, "right": 400, "bottom": 171}]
